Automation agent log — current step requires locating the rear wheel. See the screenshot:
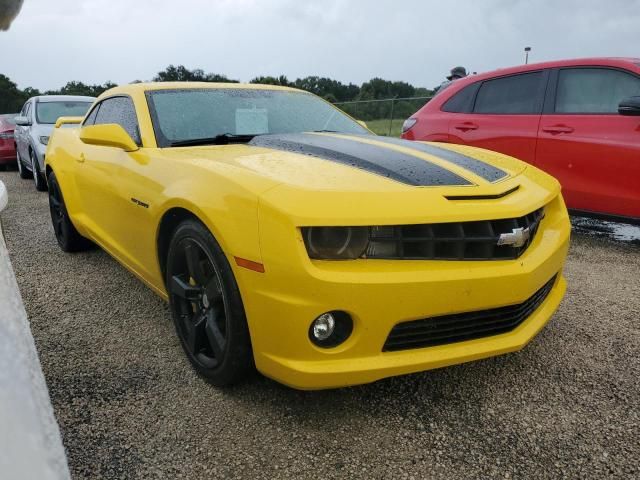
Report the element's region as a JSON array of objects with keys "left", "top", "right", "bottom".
[
  {"left": 166, "top": 220, "right": 253, "bottom": 386},
  {"left": 16, "top": 150, "right": 31, "bottom": 179},
  {"left": 31, "top": 150, "right": 47, "bottom": 191},
  {"left": 48, "top": 171, "right": 90, "bottom": 252}
]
